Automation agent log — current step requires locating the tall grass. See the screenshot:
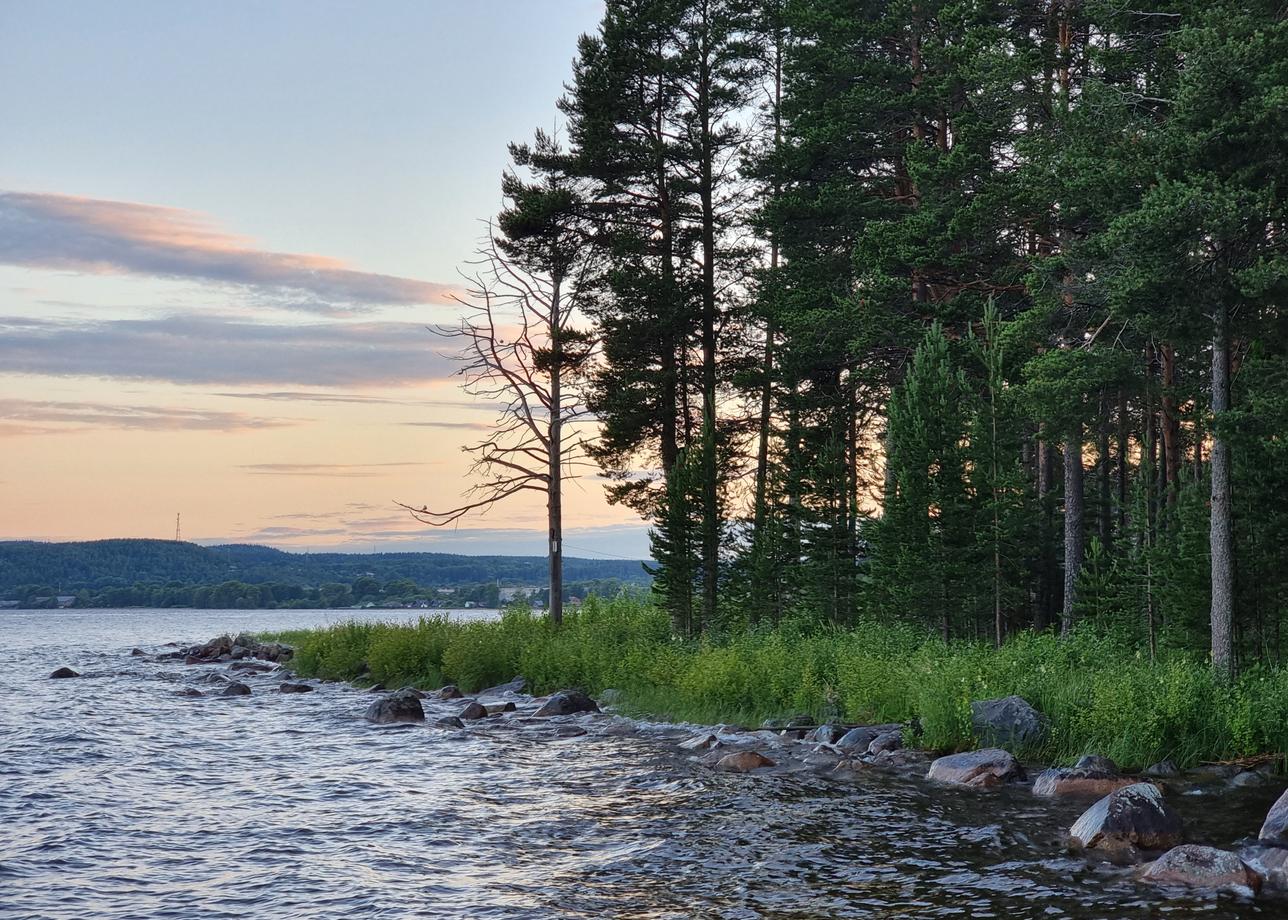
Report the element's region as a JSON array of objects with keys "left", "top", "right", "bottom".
[{"left": 265, "top": 596, "right": 1288, "bottom": 769}]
